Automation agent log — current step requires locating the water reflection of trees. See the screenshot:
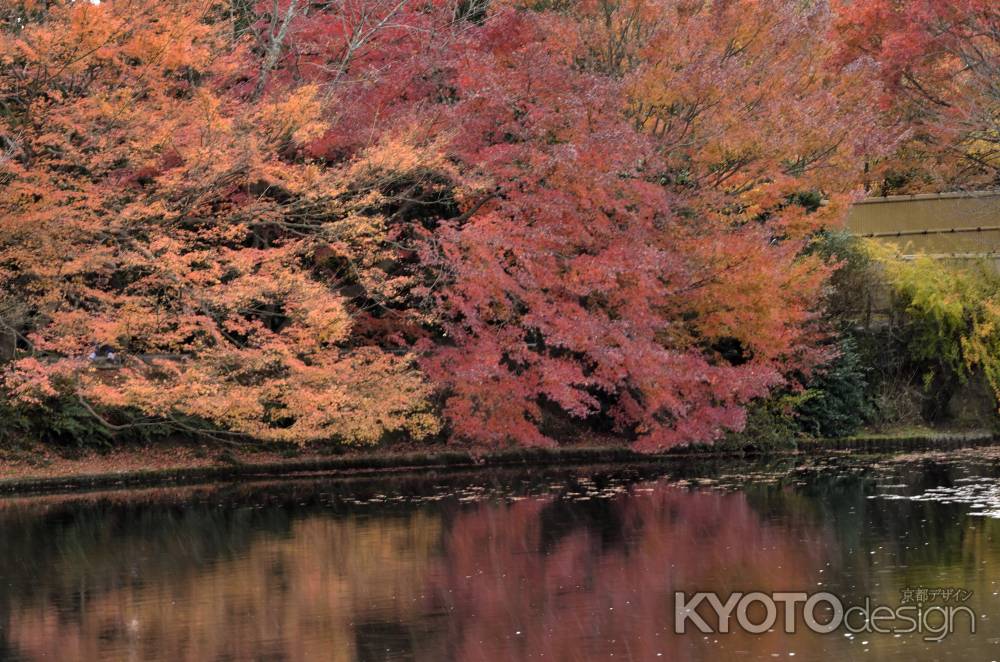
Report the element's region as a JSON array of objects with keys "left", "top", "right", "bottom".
[
  {"left": 2, "top": 507, "right": 445, "bottom": 661},
  {"left": 2, "top": 468, "right": 999, "bottom": 661},
  {"left": 0, "top": 479, "right": 830, "bottom": 661},
  {"left": 428, "top": 486, "right": 836, "bottom": 661}
]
